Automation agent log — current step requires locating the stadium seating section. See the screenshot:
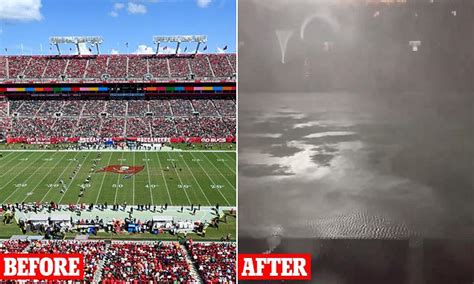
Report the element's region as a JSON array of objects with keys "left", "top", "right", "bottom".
[
  {"left": 0, "top": 240, "right": 236, "bottom": 283},
  {"left": 187, "top": 241, "right": 237, "bottom": 283},
  {"left": 102, "top": 242, "right": 193, "bottom": 283},
  {"left": 0, "top": 54, "right": 236, "bottom": 81},
  {"left": 0, "top": 99, "right": 236, "bottom": 138}
]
